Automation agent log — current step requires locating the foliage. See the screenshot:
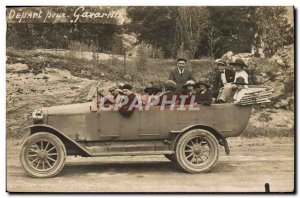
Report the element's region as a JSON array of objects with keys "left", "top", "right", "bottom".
[
  {"left": 206, "top": 7, "right": 258, "bottom": 58},
  {"left": 126, "top": 6, "right": 178, "bottom": 58},
  {"left": 254, "top": 7, "right": 294, "bottom": 57},
  {"left": 7, "top": 6, "right": 294, "bottom": 59},
  {"left": 174, "top": 7, "right": 210, "bottom": 59},
  {"left": 135, "top": 44, "right": 149, "bottom": 71},
  {"left": 7, "top": 23, "right": 122, "bottom": 53},
  {"left": 127, "top": 6, "right": 293, "bottom": 59}
]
